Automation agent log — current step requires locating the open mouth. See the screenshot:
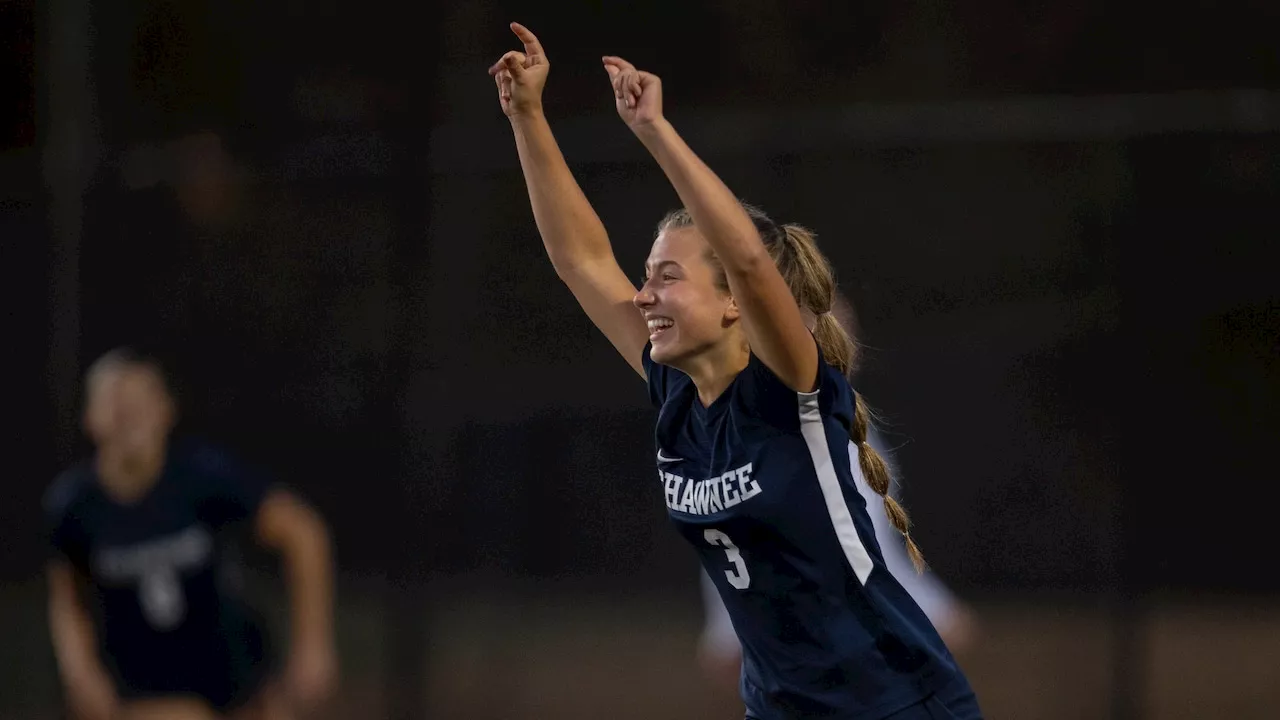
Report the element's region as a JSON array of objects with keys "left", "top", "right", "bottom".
[{"left": 647, "top": 317, "right": 674, "bottom": 341}]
